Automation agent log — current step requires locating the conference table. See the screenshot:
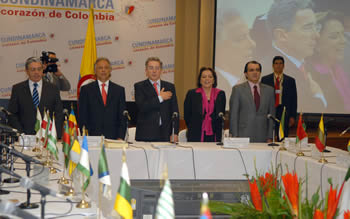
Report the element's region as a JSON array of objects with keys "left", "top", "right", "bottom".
[{"left": 2, "top": 139, "right": 350, "bottom": 218}]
